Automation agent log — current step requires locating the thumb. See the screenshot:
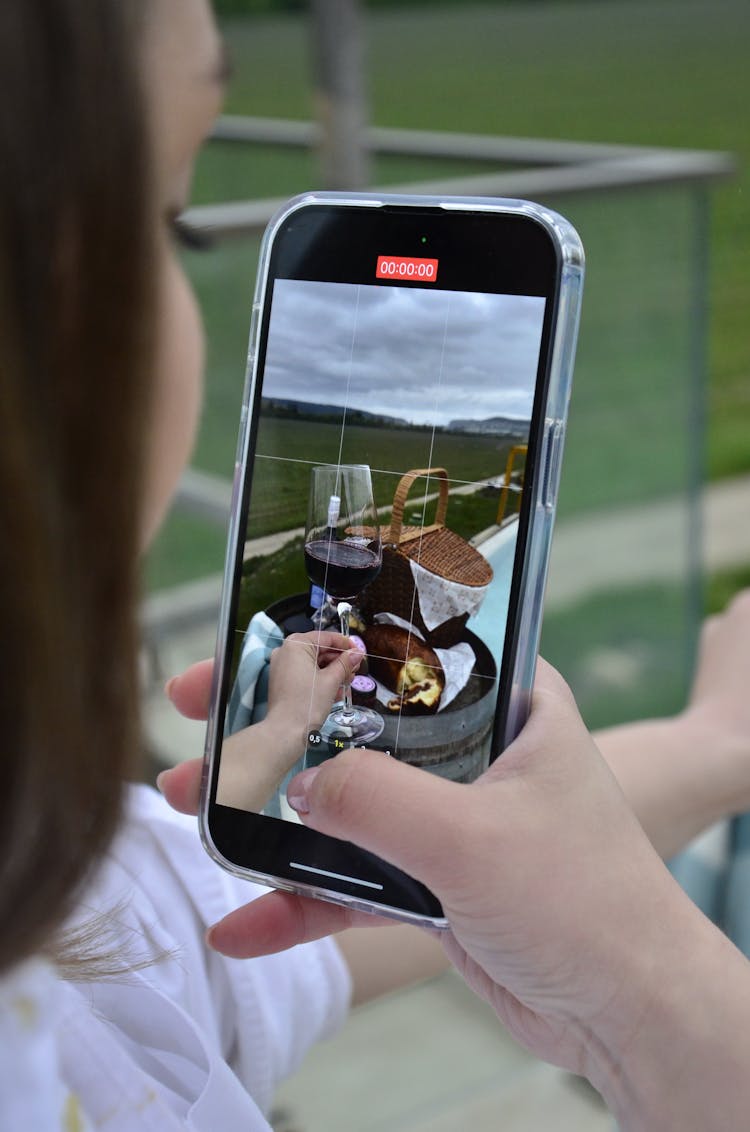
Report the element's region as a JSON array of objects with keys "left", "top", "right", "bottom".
[{"left": 286, "top": 748, "right": 469, "bottom": 895}]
